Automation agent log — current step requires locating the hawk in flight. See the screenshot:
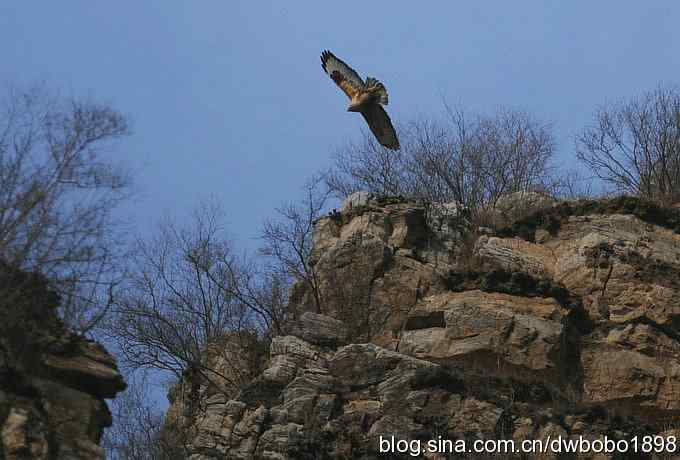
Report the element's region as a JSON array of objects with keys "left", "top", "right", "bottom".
[{"left": 321, "top": 50, "right": 400, "bottom": 150}]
